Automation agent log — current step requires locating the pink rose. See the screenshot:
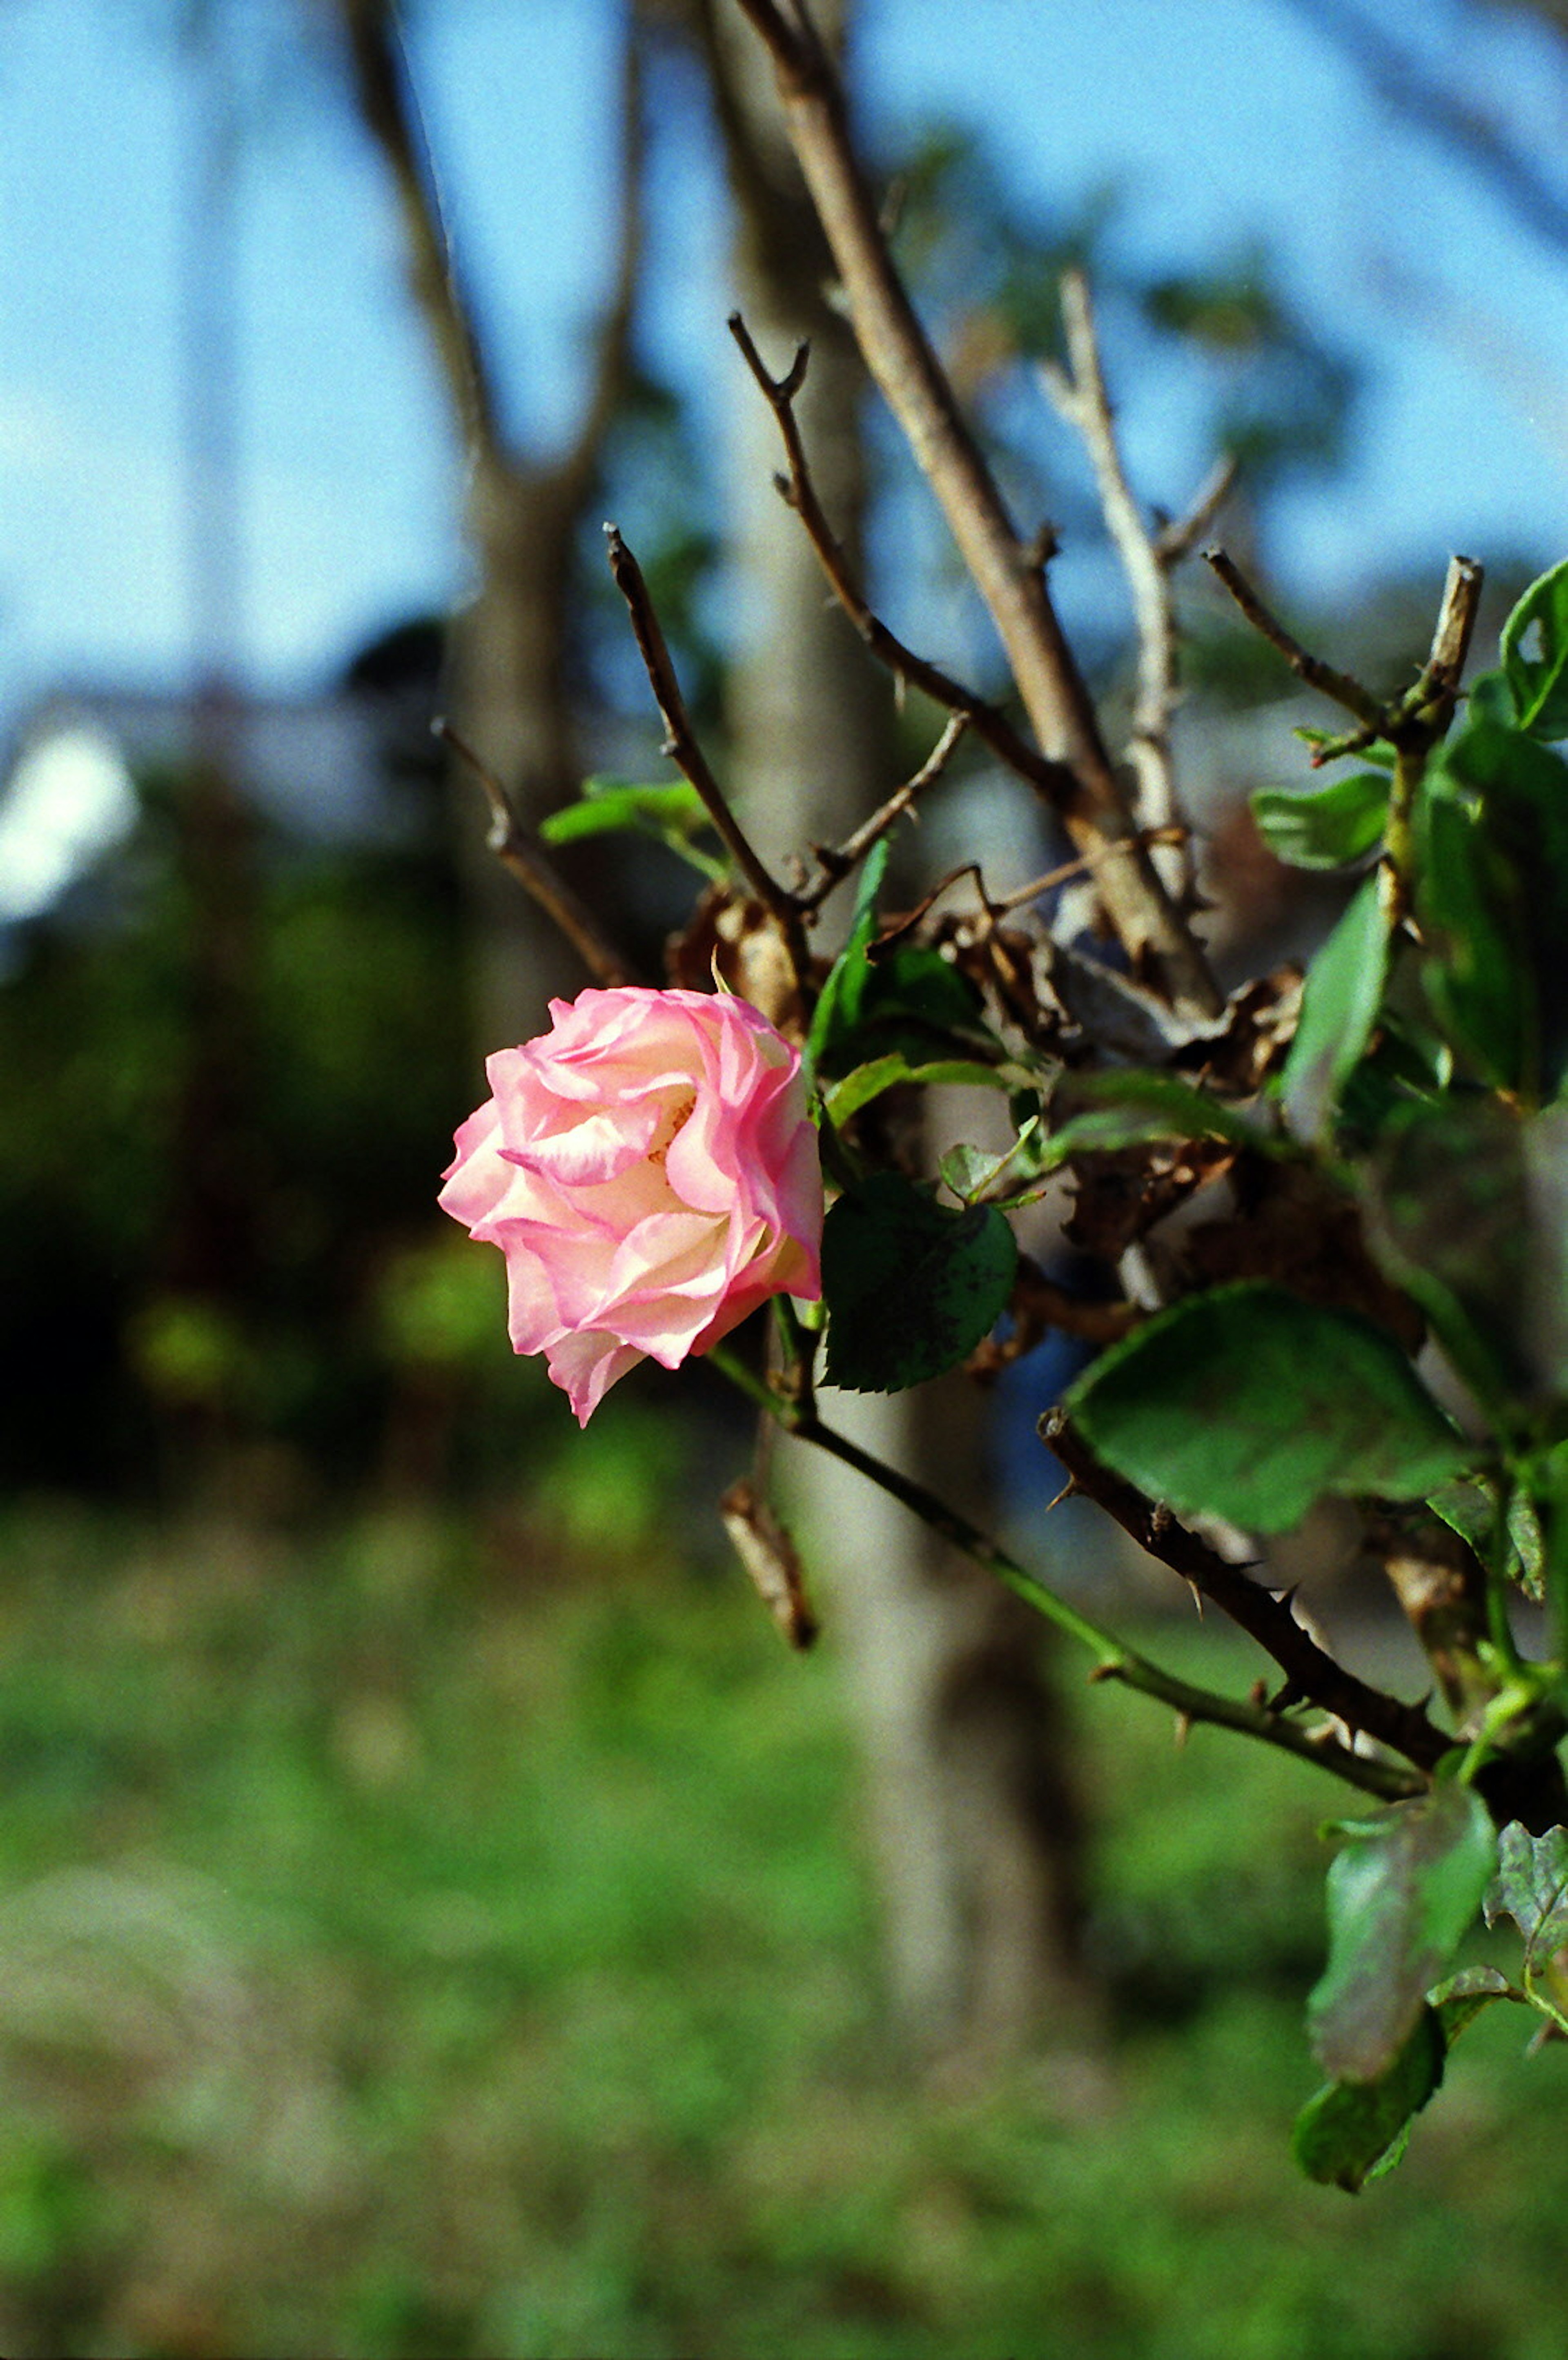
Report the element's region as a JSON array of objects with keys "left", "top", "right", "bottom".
[{"left": 439, "top": 986, "right": 824, "bottom": 1425}]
